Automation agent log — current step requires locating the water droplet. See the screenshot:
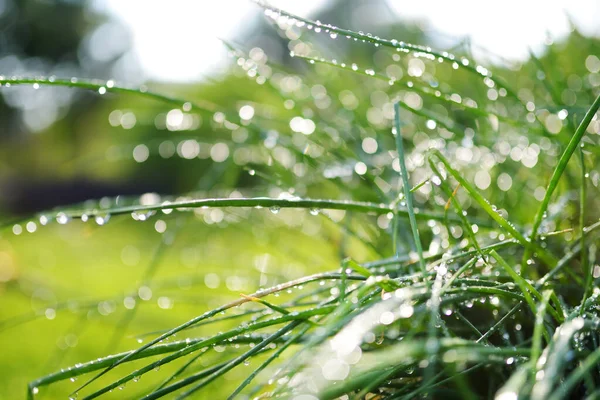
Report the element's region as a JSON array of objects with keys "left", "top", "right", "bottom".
[
  {"left": 131, "top": 210, "right": 156, "bottom": 221},
  {"left": 56, "top": 212, "right": 70, "bottom": 225},
  {"left": 95, "top": 214, "right": 111, "bottom": 226},
  {"left": 309, "top": 208, "right": 320, "bottom": 216},
  {"left": 269, "top": 206, "right": 280, "bottom": 214}
]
